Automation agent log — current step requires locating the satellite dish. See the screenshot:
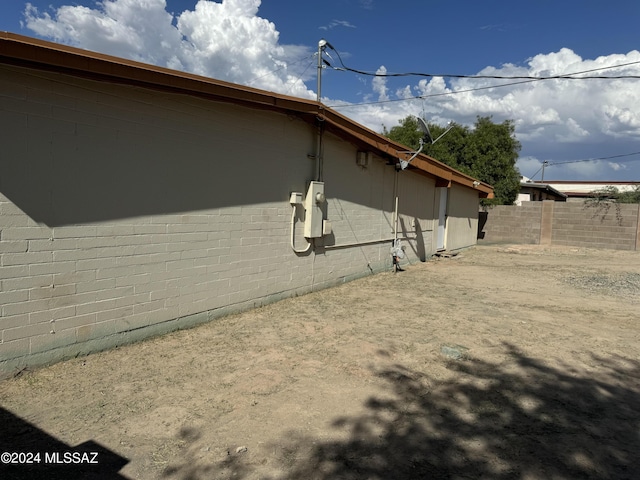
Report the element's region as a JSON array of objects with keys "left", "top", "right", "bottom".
[
  {"left": 416, "top": 116, "right": 433, "bottom": 143},
  {"left": 396, "top": 117, "right": 453, "bottom": 170}
]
